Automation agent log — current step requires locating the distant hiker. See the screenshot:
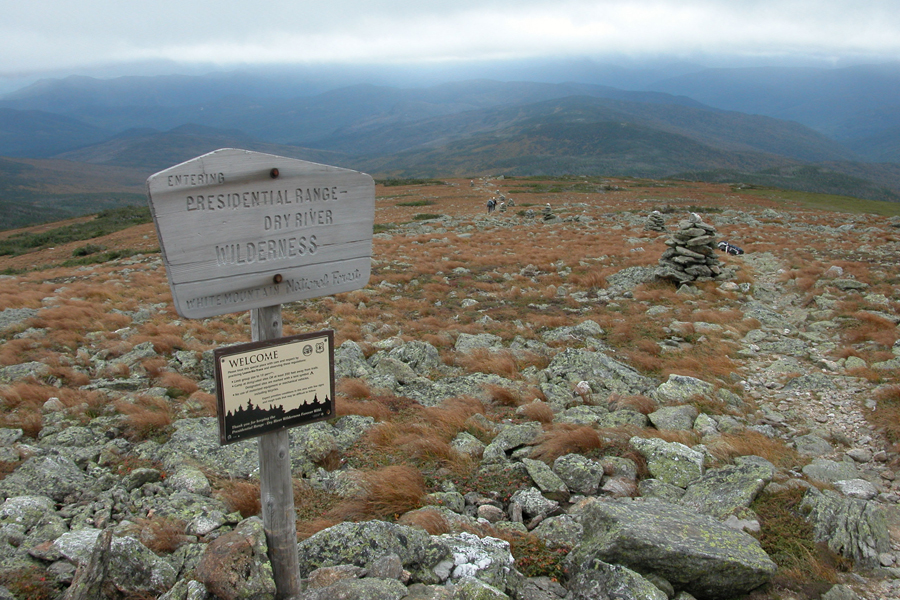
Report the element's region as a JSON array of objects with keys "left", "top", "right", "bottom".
[
  {"left": 717, "top": 241, "right": 744, "bottom": 255},
  {"left": 487, "top": 199, "right": 496, "bottom": 213}
]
